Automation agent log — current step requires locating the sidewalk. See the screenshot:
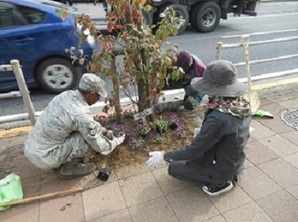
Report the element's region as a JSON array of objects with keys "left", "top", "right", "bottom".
[{"left": 1, "top": 82, "right": 298, "bottom": 222}]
